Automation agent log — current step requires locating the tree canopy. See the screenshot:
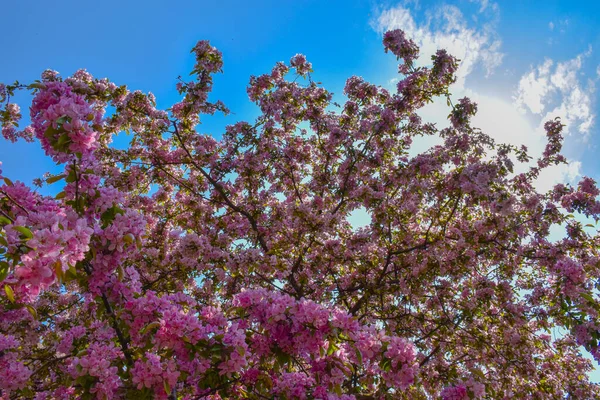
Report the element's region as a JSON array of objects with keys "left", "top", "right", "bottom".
[{"left": 1, "top": 30, "right": 600, "bottom": 399}]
